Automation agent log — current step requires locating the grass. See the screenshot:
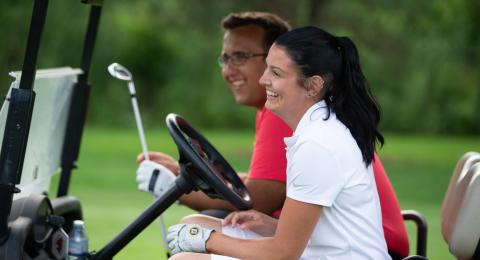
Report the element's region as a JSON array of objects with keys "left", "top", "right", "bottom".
[{"left": 48, "top": 127, "right": 480, "bottom": 259}]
